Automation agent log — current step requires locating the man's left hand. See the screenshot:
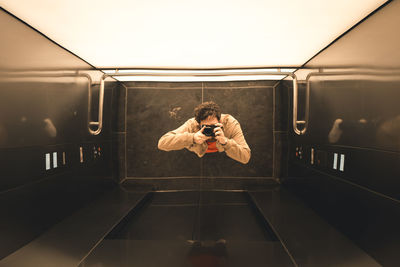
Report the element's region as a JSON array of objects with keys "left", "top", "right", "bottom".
[{"left": 214, "top": 123, "right": 228, "bottom": 145}]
